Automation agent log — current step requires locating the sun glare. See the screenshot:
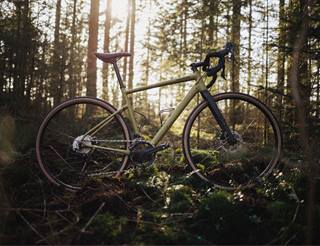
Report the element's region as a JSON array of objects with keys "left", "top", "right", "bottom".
[{"left": 101, "top": 0, "right": 128, "bottom": 18}]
